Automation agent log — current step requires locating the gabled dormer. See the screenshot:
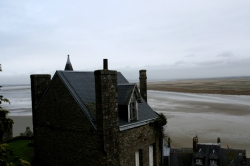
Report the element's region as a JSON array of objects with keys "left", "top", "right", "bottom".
[
  {"left": 118, "top": 83, "right": 142, "bottom": 122},
  {"left": 194, "top": 148, "right": 205, "bottom": 165},
  {"left": 209, "top": 150, "right": 219, "bottom": 166}
]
